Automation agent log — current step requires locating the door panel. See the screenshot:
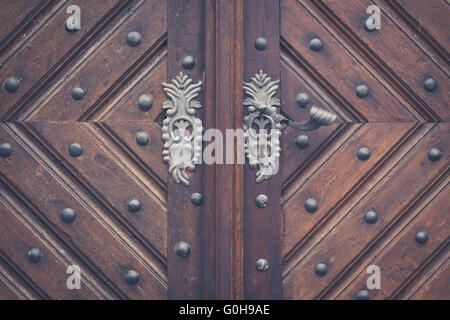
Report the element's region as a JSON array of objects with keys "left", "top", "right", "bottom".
[{"left": 0, "top": 0, "right": 448, "bottom": 300}]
